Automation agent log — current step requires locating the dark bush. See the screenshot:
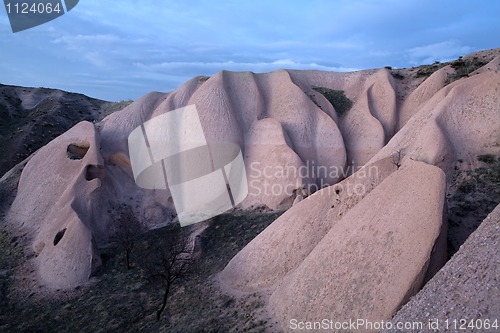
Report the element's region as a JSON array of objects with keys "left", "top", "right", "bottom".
[
  {"left": 415, "top": 64, "right": 443, "bottom": 78},
  {"left": 458, "top": 182, "right": 475, "bottom": 194},
  {"left": 446, "top": 58, "right": 488, "bottom": 84},
  {"left": 391, "top": 71, "right": 405, "bottom": 80},
  {"left": 477, "top": 154, "right": 497, "bottom": 164},
  {"left": 312, "top": 87, "right": 353, "bottom": 117}
]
